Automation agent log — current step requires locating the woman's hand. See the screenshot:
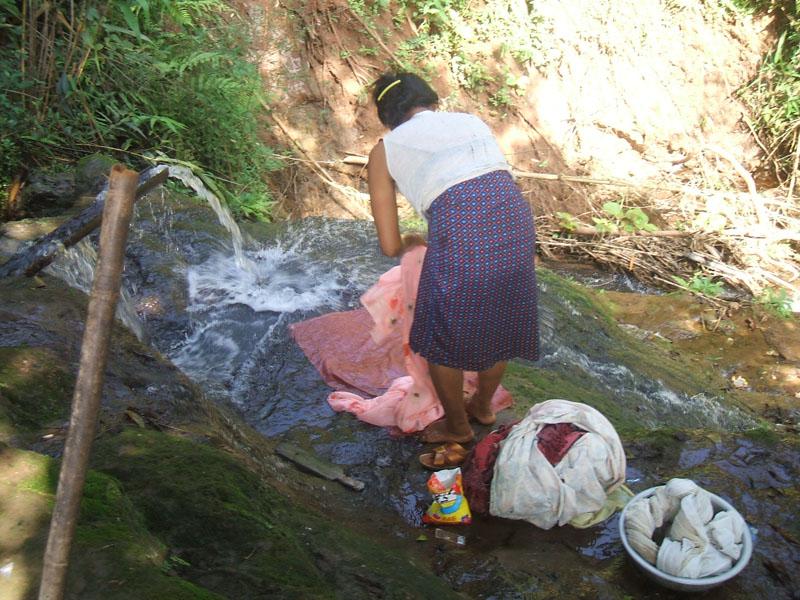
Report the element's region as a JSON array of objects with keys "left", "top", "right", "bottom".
[{"left": 401, "top": 233, "right": 427, "bottom": 253}]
